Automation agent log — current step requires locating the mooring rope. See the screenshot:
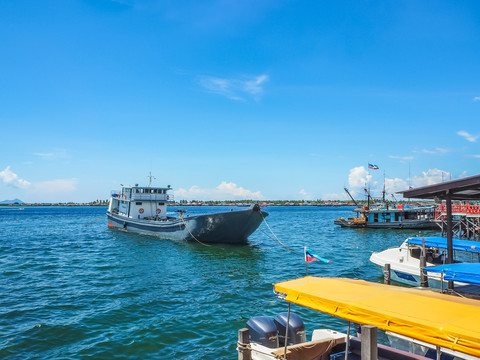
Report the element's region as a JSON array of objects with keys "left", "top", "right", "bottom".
[
  {"left": 179, "top": 216, "right": 212, "bottom": 247},
  {"left": 85, "top": 214, "right": 106, "bottom": 227},
  {"left": 259, "top": 211, "right": 297, "bottom": 254}
]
